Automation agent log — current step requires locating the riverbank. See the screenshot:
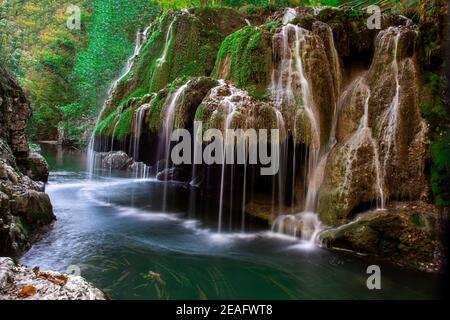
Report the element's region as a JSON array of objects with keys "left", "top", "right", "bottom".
[{"left": 0, "top": 258, "right": 106, "bottom": 300}]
